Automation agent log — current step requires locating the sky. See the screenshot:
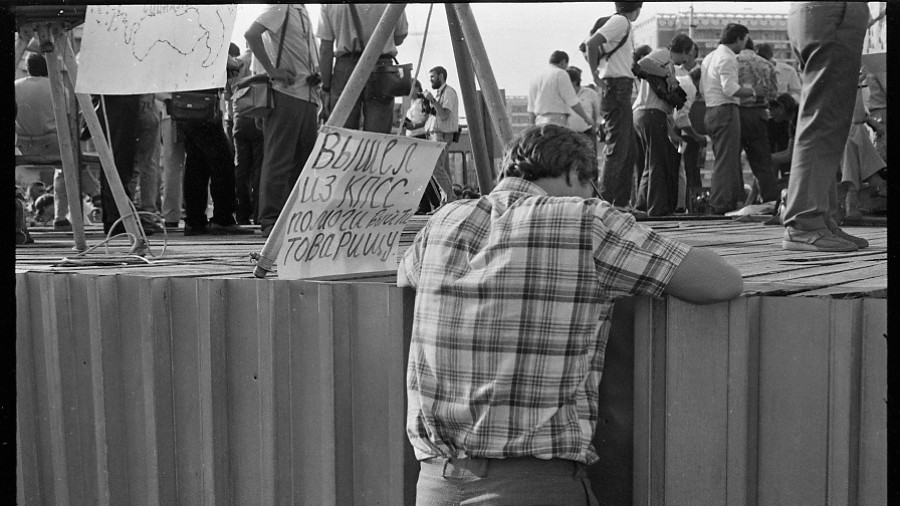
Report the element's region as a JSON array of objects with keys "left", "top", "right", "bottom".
[{"left": 231, "top": 2, "right": 793, "bottom": 97}]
